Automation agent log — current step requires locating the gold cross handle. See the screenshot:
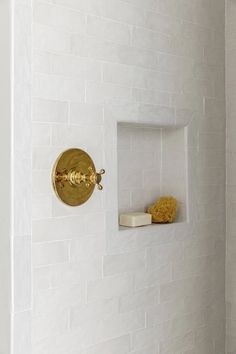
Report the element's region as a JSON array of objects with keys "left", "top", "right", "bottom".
[
  {"left": 66, "top": 167, "right": 105, "bottom": 190},
  {"left": 96, "top": 169, "right": 105, "bottom": 190}
]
